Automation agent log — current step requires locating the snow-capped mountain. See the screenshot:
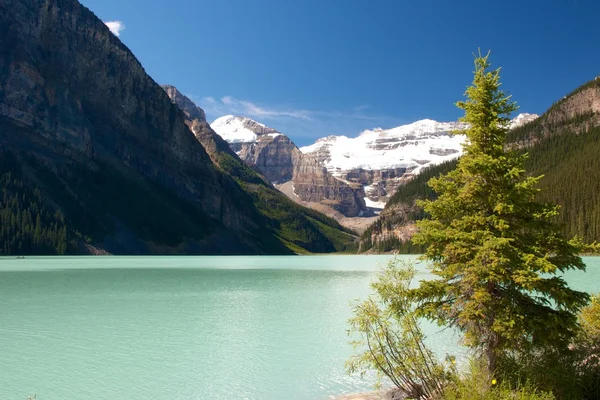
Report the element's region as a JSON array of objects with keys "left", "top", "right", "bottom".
[
  {"left": 300, "top": 119, "right": 468, "bottom": 176},
  {"left": 211, "top": 115, "right": 368, "bottom": 218},
  {"left": 509, "top": 113, "right": 539, "bottom": 129},
  {"left": 209, "top": 113, "right": 539, "bottom": 221},
  {"left": 211, "top": 115, "right": 281, "bottom": 143},
  {"left": 300, "top": 113, "right": 539, "bottom": 203}
]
